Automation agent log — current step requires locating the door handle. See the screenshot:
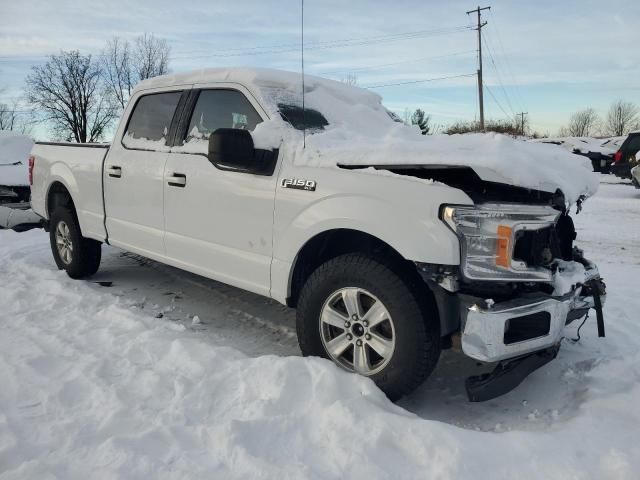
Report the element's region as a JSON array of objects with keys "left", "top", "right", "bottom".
[
  {"left": 106, "top": 165, "right": 122, "bottom": 178},
  {"left": 167, "top": 173, "right": 187, "bottom": 187}
]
